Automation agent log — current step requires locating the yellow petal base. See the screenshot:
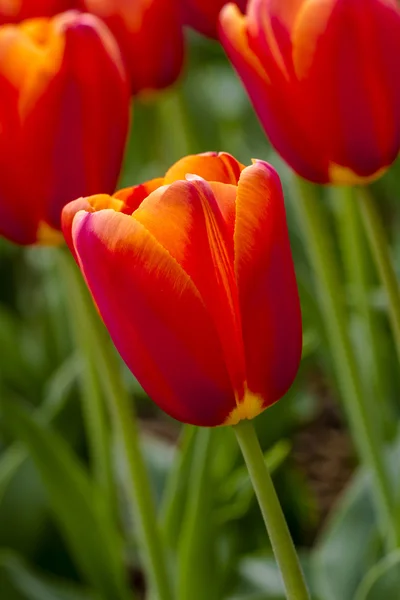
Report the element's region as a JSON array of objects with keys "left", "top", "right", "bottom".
[
  {"left": 224, "top": 391, "right": 264, "bottom": 426},
  {"left": 37, "top": 221, "right": 64, "bottom": 246},
  {"left": 329, "top": 163, "right": 388, "bottom": 186}
]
